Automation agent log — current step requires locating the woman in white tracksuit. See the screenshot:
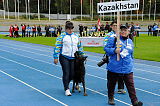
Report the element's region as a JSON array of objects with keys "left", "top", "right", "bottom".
[{"left": 53, "top": 21, "right": 84, "bottom": 96}]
